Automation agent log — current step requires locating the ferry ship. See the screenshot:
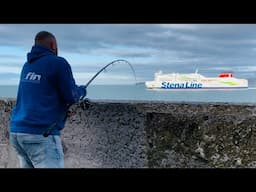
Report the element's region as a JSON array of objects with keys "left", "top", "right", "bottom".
[{"left": 145, "top": 70, "right": 248, "bottom": 89}]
